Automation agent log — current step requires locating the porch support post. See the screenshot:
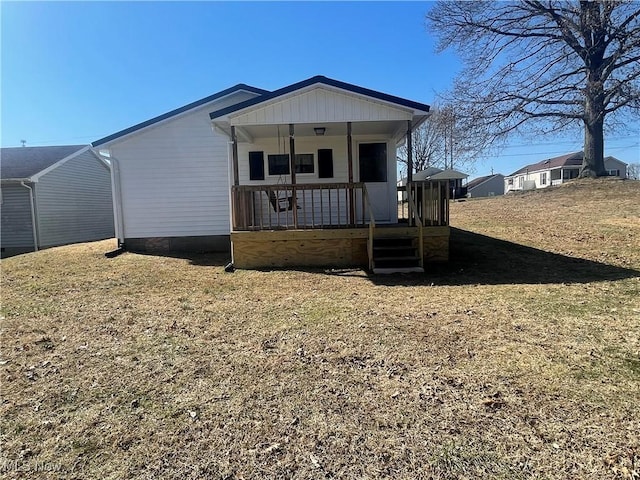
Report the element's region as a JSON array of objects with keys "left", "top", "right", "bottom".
[
  {"left": 231, "top": 125, "right": 239, "bottom": 230},
  {"left": 289, "top": 123, "right": 298, "bottom": 228},
  {"left": 231, "top": 125, "right": 239, "bottom": 186},
  {"left": 347, "top": 121, "right": 355, "bottom": 225},
  {"left": 407, "top": 120, "right": 413, "bottom": 225},
  {"left": 407, "top": 120, "right": 413, "bottom": 182}
]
